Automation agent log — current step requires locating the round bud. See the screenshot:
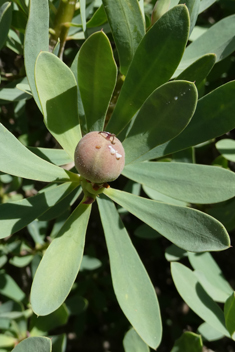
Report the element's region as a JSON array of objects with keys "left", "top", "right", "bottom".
[{"left": 74, "top": 131, "right": 125, "bottom": 184}]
